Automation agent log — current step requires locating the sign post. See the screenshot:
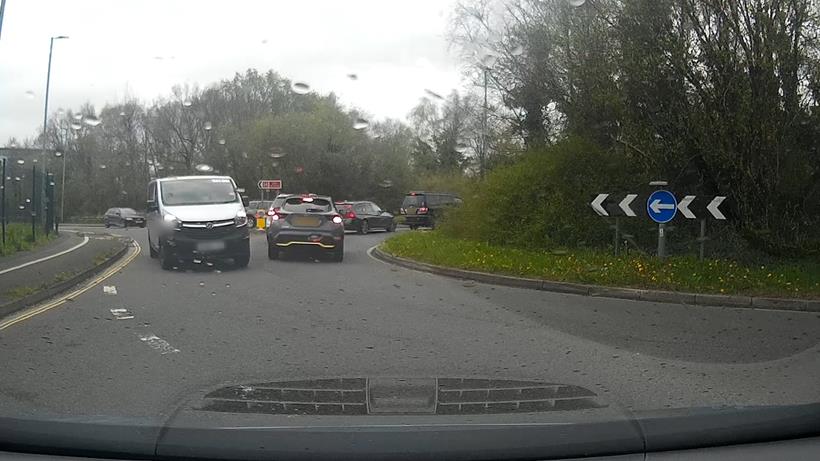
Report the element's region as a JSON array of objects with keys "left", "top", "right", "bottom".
[
  {"left": 257, "top": 179, "right": 282, "bottom": 191},
  {"left": 646, "top": 189, "right": 677, "bottom": 258}
]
